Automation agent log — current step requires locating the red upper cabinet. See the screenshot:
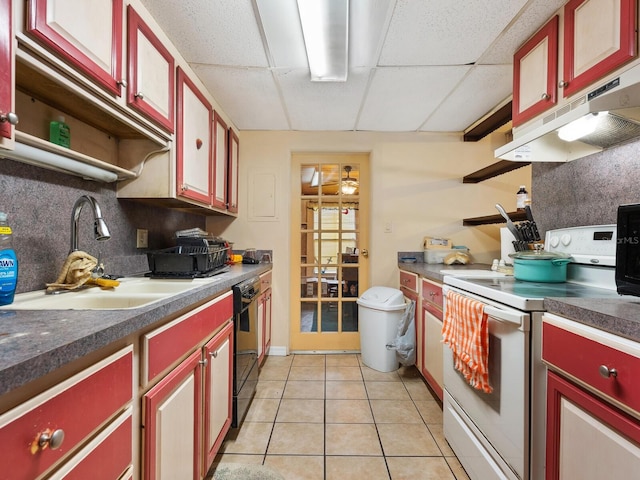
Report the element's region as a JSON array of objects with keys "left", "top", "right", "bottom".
[
  {"left": 0, "top": 0, "right": 15, "bottom": 144},
  {"left": 227, "top": 129, "right": 239, "bottom": 214},
  {"left": 512, "top": 16, "right": 559, "bottom": 127},
  {"left": 127, "top": 6, "right": 175, "bottom": 133},
  {"left": 176, "top": 67, "right": 213, "bottom": 206},
  {"left": 561, "top": 0, "right": 637, "bottom": 98},
  {"left": 26, "top": 0, "right": 124, "bottom": 96},
  {"left": 212, "top": 112, "right": 228, "bottom": 210}
]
